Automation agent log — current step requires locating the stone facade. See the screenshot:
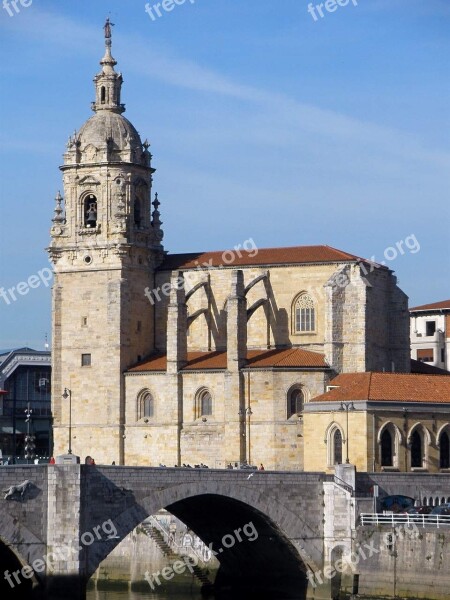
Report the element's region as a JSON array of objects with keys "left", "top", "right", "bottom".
[{"left": 49, "top": 30, "right": 410, "bottom": 469}]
